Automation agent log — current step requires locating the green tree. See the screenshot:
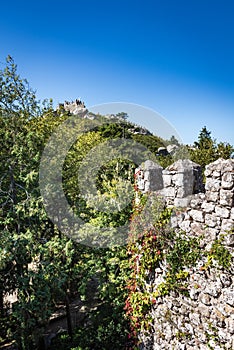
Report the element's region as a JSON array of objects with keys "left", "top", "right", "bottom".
[
  {"left": 190, "top": 126, "right": 233, "bottom": 174},
  {"left": 0, "top": 56, "right": 84, "bottom": 349}
]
